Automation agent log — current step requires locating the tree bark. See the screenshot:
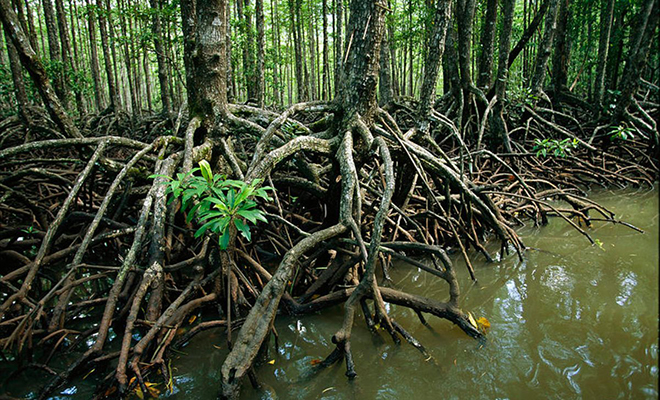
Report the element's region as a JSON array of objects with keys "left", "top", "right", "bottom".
[
  {"left": 491, "top": 0, "right": 516, "bottom": 152},
  {"left": 181, "top": 0, "right": 228, "bottom": 121},
  {"left": 476, "top": 0, "right": 498, "bottom": 89},
  {"left": 85, "top": 0, "right": 103, "bottom": 111},
  {"left": 615, "top": 0, "right": 657, "bottom": 117},
  {"left": 418, "top": 0, "right": 451, "bottom": 122},
  {"left": 96, "top": 0, "right": 120, "bottom": 110},
  {"left": 42, "top": 0, "right": 67, "bottom": 107},
  {"left": 551, "top": 0, "right": 570, "bottom": 93},
  {"left": 147, "top": 0, "right": 171, "bottom": 115},
  {"left": 256, "top": 0, "right": 265, "bottom": 107},
  {"left": 335, "top": 0, "right": 387, "bottom": 125},
  {"left": 530, "top": 0, "right": 560, "bottom": 95},
  {"left": 3, "top": 21, "right": 30, "bottom": 124},
  {"left": 593, "top": 0, "right": 615, "bottom": 106},
  {"left": 55, "top": 0, "right": 86, "bottom": 115},
  {"left": 0, "top": 0, "right": 82, "bottom": 138},
  {"left": 507, "top": 0, "right": 549, "bottom": 68}
]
